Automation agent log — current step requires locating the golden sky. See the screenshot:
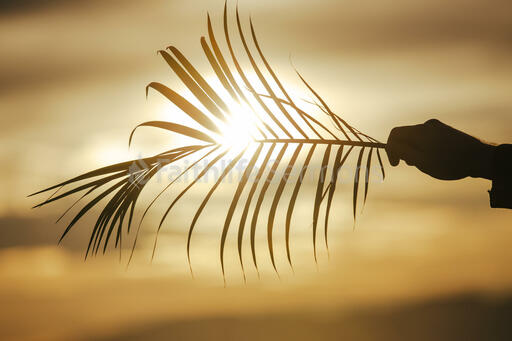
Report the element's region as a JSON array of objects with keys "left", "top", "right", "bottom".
[{"left": 0, "top": 0, "right": 511, "bottom": 340}]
